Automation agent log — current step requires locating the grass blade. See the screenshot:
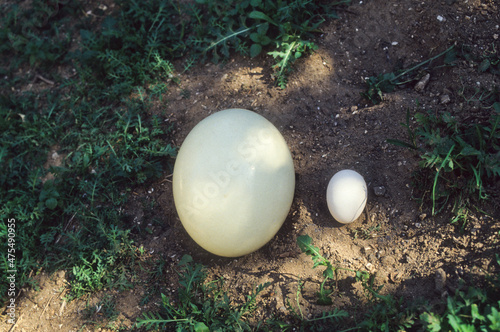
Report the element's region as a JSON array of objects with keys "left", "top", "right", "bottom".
[
  {"left": 204, "top": 26, "right": 254, "bottom": 53},
  {"left": 432, "top": 144, "right": 455, "bottom": 215}
]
